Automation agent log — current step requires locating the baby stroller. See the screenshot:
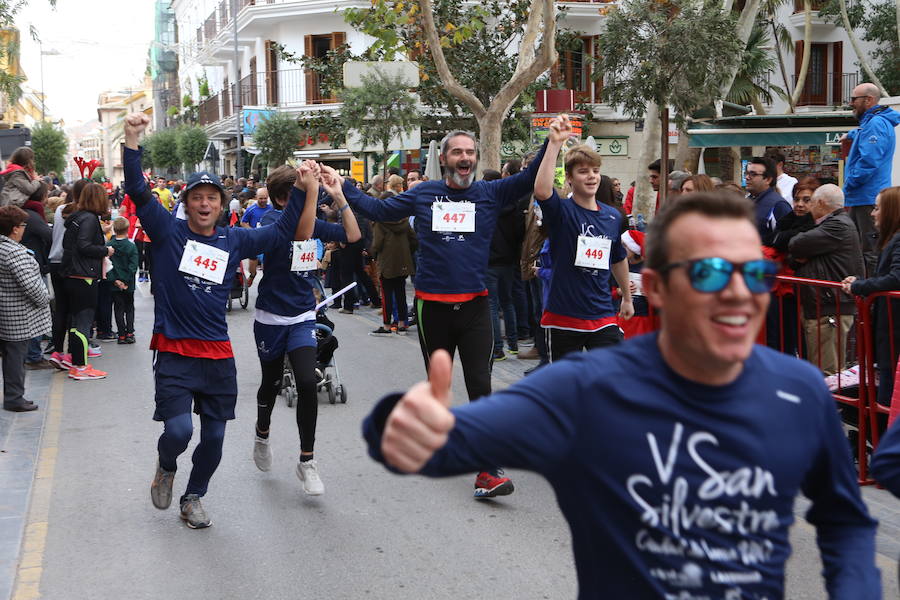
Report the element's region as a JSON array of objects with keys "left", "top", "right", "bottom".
[
  {"left": 281, "top": 311, "right": 347, "bottom": 407},
  {"left": 226, "top": 260, "right": 249, "bottom": 312}
]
